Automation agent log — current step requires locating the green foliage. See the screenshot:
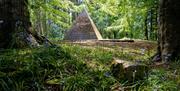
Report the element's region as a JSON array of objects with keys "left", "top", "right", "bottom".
[
  {"left": 0, "top": 41, "right": 154, "bottom": 90},
  {"left": 0, "top": 45, "right": 117, "bottom": 91},
  {"left": 29, "top": 0, "right": 75, "bottom": 28},
  {"left": 27, "top": 0, "right": 158, "bottom": 40},
  {"left": 83, "top": 0, "right": 158, "bottom": 39},
  {"left": 1, "top": 41, "right": 180, "bottom": 90},
  {"left": 0, "top": 47, "right": 70, "bottom": 91},
  {"left": 28, "top": 0, "right": 80, "bottom": 38},
  {"left": 139, "top": 68, "right": 178, "bottom": 91}
]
